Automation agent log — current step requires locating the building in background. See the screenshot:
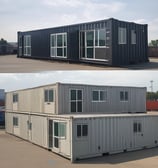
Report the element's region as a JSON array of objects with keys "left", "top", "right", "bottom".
[
  {"left": 0, "top": 39, "right": 17, "bottom": 55},
  {"left": 17, "top": 18, "right": 148, "bottom": 66}
]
